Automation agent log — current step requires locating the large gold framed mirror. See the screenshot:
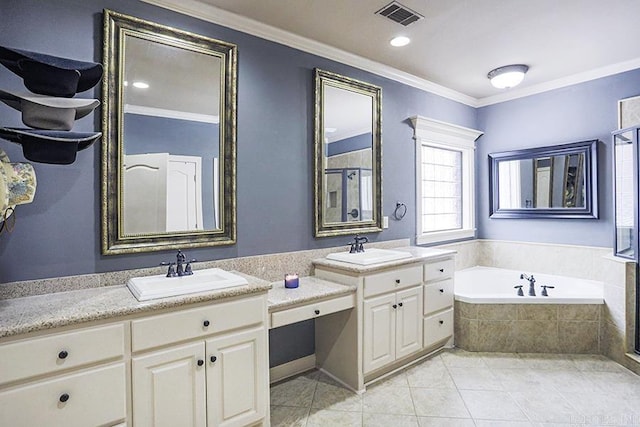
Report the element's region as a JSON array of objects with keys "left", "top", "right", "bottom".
[
  {"left": 314, "top": 69, "right": 382, "bottom": 237},
  {"left": 102, "top": 10, "right": 237, "bottom": 254}
]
